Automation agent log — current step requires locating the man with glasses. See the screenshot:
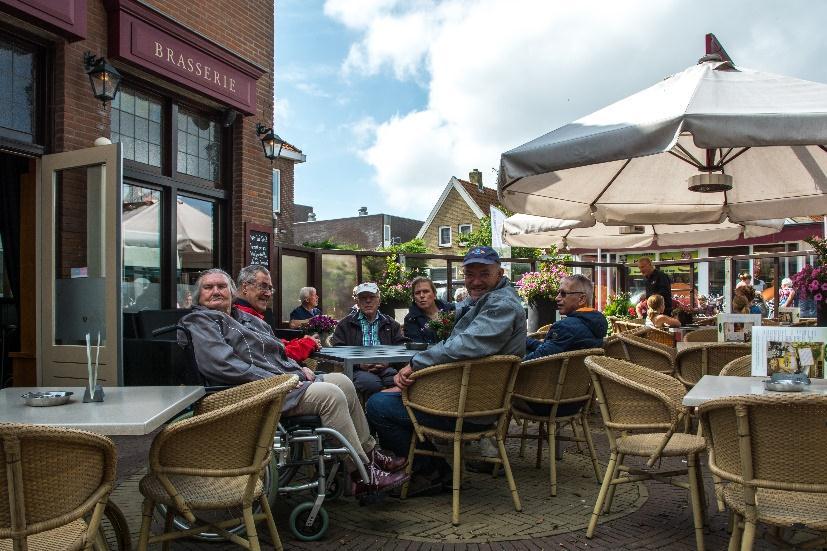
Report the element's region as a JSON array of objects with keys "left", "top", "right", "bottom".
[
  {"left": 524, "top": 274, "right": 607, "bottom": 361},
  {"left": 234, "top": 265, "right": 320, "bottom": 362},
  {"left": 331, "top": 282, "right": 407, "bottom": 397}
]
